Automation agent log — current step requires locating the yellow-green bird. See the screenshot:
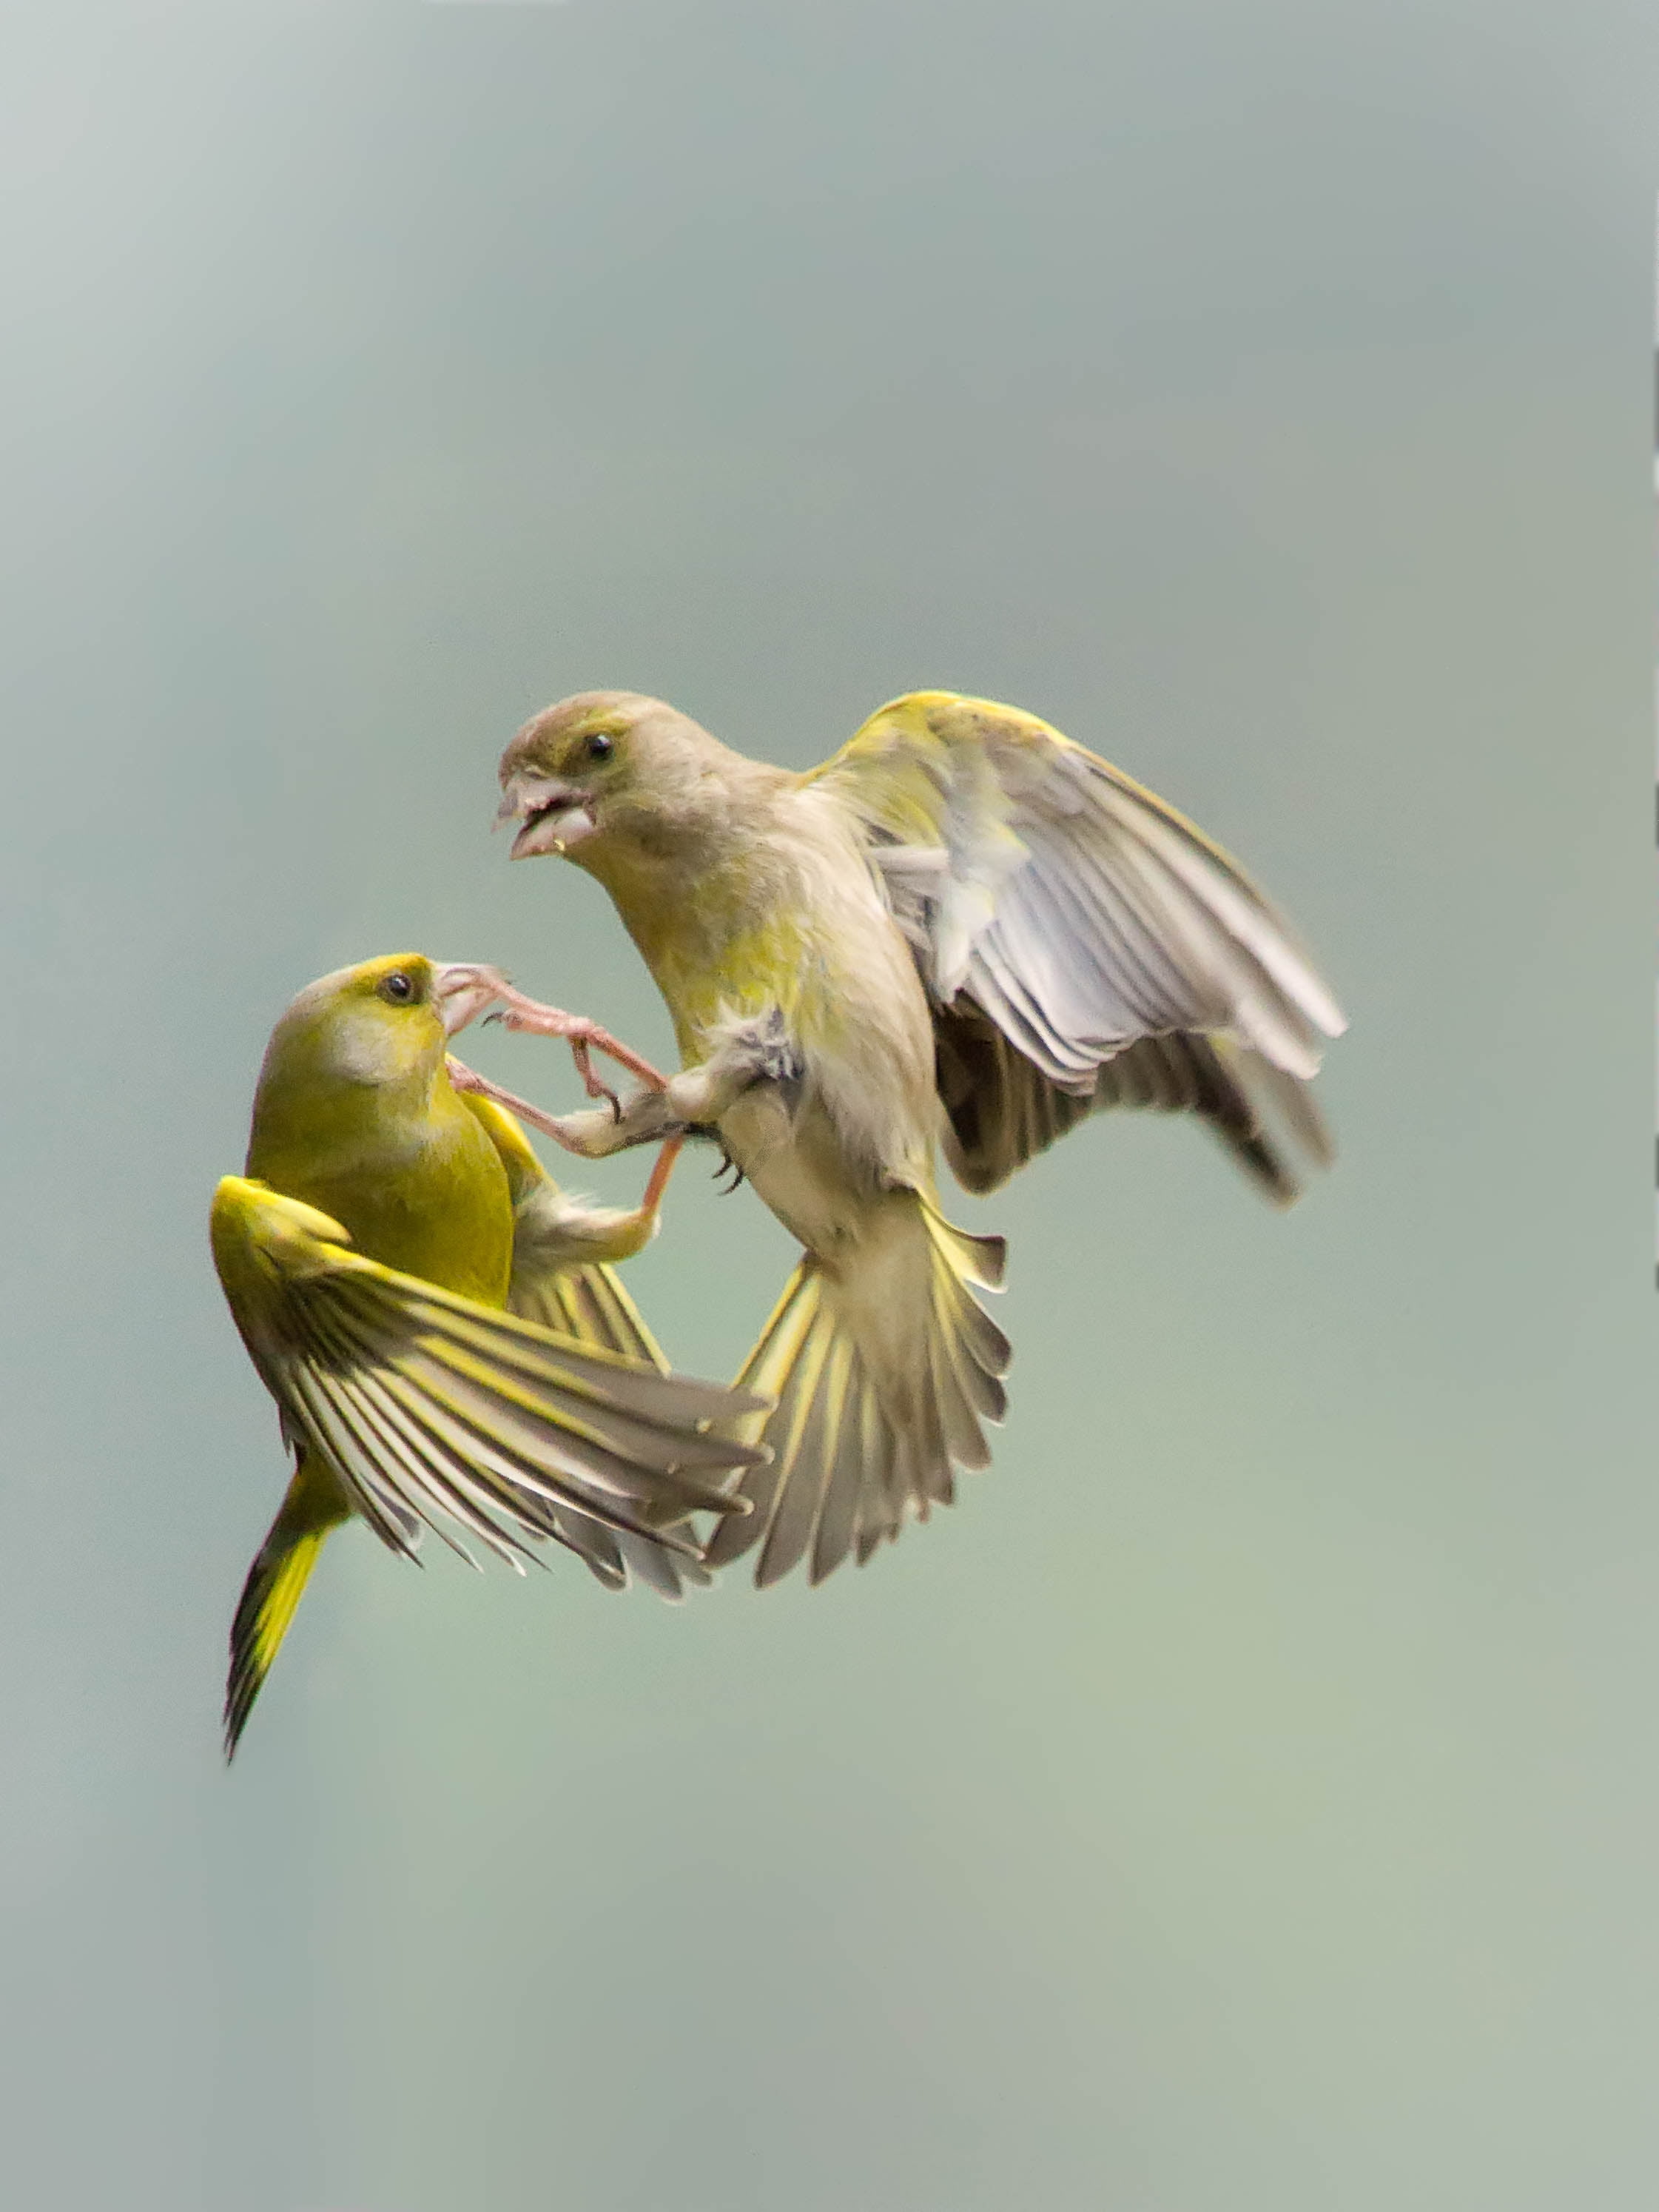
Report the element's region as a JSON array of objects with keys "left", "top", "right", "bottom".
[
  {"left": 212, "top": 952, "right": 767, "bottom": 1756},
  {"left": 495, "top": 690, "right": 1346, "bottom": 1590}
]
